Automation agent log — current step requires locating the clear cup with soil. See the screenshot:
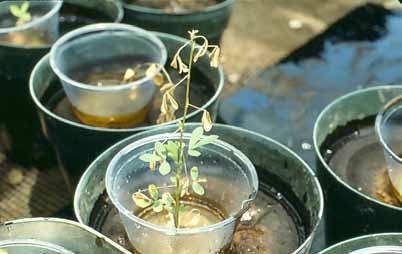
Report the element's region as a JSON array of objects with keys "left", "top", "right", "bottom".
[
  {"left": 0, "top": 239, "right": 74, "bottom": 254},
  {"left": 49, "top": 23, "right": 167, "bottom": 128},
  {"left": 105, "top": 132, "right": 259, "bottom": 254},
  {"left": 376, "top": 96, "right": 402, "bottom": 203},
  {"left": 0, "top": 1, "right": 62, "bottom": 47}
]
